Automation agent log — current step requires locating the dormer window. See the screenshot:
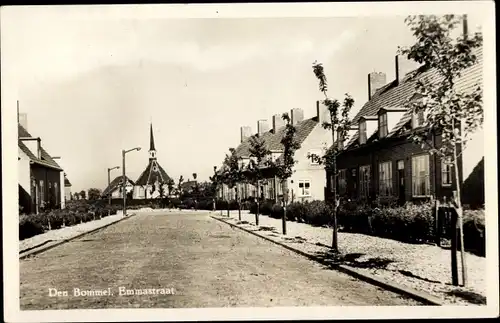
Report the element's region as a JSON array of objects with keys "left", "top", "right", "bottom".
[
  {"left": 337, "top": 129, "right": 344, "bottom": 150},
  {"left": 359, "top": 121, "right": 367, "bottom": 144},
  {"left": 412, "top": 109, "right": 425, "bottom": 128},
  {"left": 379, "top": 112, "right": 388, "bottom": 138}
]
